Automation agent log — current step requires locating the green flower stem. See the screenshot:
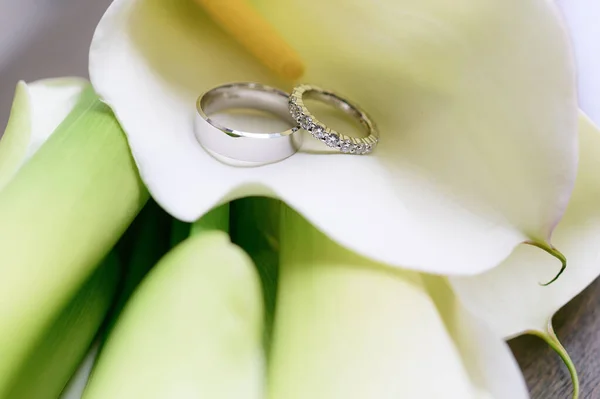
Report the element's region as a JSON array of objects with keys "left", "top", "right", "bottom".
[
  {"left": 0, "top": 86, "right": 148, "bottom": 392},
  {"left": 62, "top": 202, "right": 171, "bottom": 397},
  {"left": 2, "top": 252, "right": 120, "bottom": 399},
  {"left": 191, "top": 203, "right": 230, "bottom": 235},
  {"left": 119, "top": 201, "right": 172, "bottom": 299},
  {"left": 530, "top": 322, "right": 579, "bottom": 399},
  {"left": 170, "top": 203, "right": 230, "bottom": 247},
  {"left": 82, "top": 232, "right": 264, "bottom": 399},
  {"left": 229, "top": 197, "right": 280, "bottom": 353},
  {"left": 102, "top": 201, "right": 172, "bottom": 341},
  {"left": 170, "top": 219, "right": 192, "bottom": 247}
]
